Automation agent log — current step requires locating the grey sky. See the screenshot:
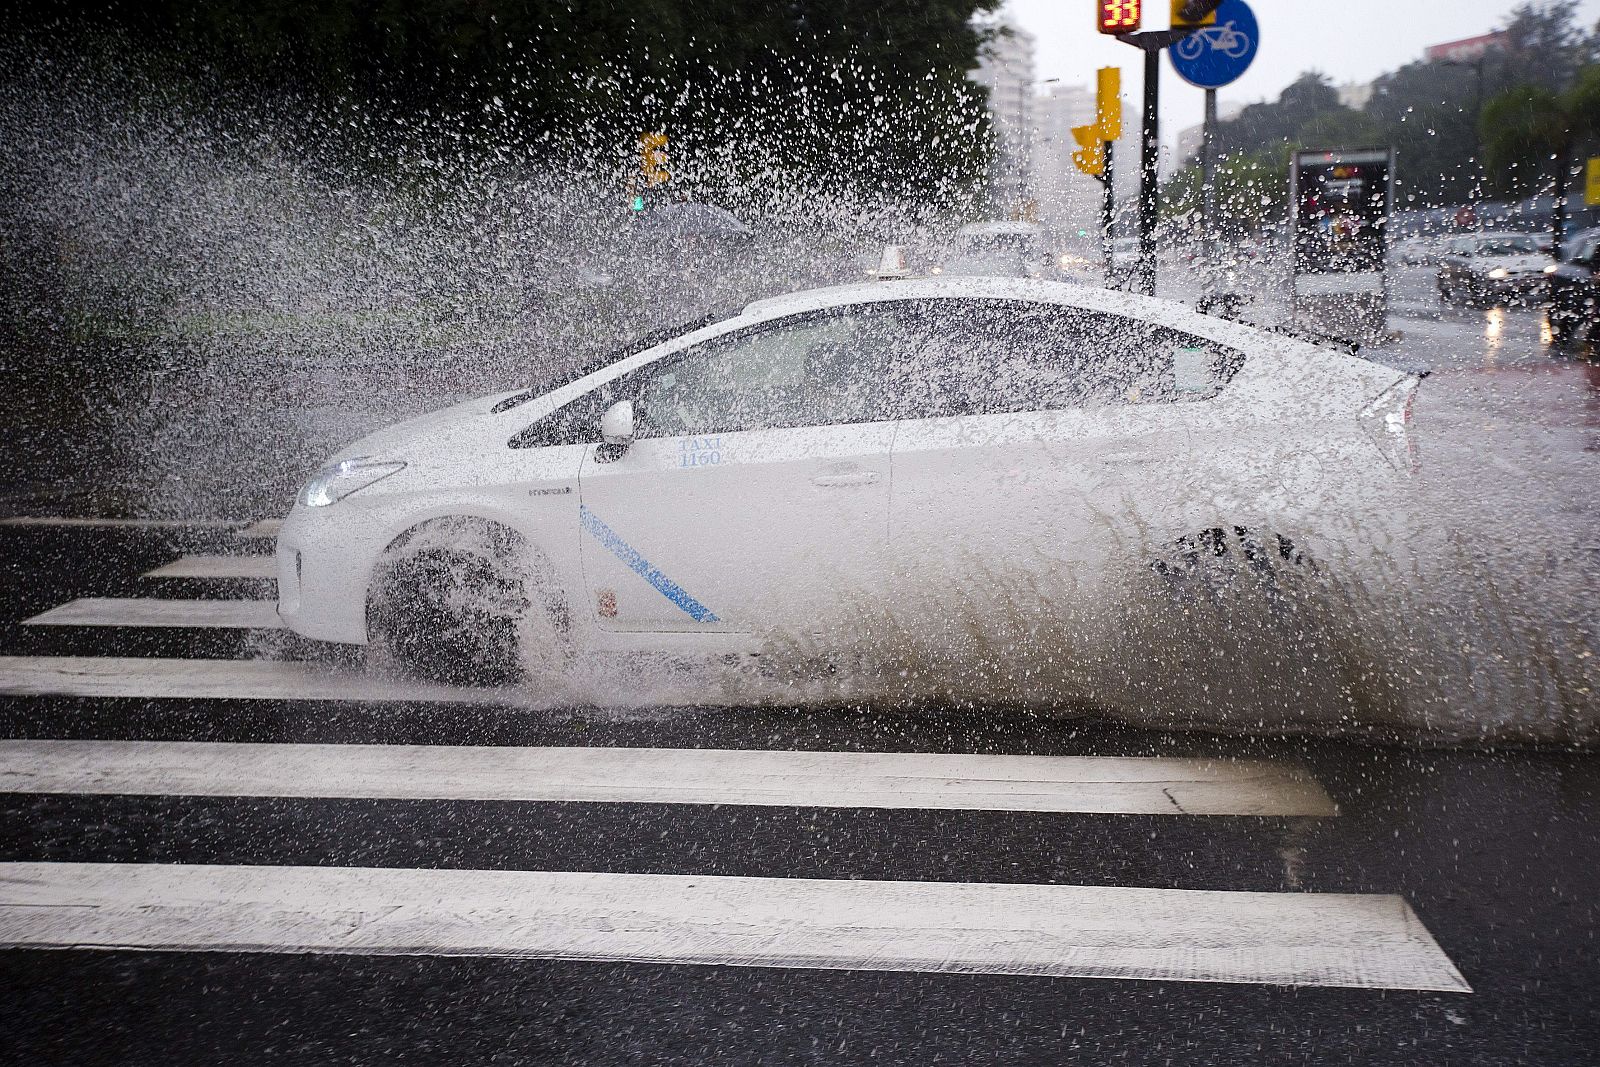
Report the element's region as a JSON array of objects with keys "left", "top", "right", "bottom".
[{"left": 1006, "top": 0, "right": 1600, "bottom": 139}]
